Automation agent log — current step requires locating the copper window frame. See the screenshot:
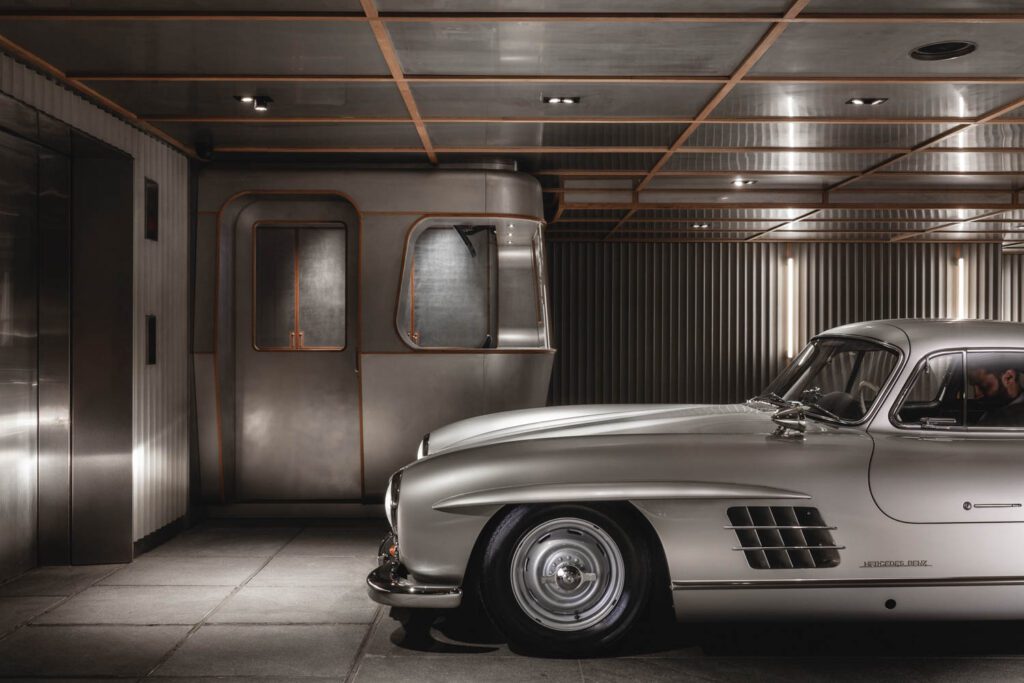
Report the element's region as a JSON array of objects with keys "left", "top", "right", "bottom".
[
  {"left": 394, "top": 214, "right": 552, "bottom": 352},
  {"left": 251, "top": 220, "right": 348, "bottom": 352}
]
